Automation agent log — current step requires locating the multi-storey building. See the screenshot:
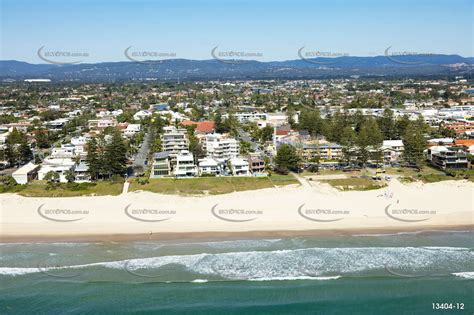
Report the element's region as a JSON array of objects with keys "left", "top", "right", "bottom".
[
  {"left": 430, "top": 147, "right": 468, "bottom": 170},
  {"left": 150, "top": 152, "right": 171, "bottom": 178},
  {"left": 202, "top": 133, "right": 239, "bottom": 160},
  {"left": 161, "top": 126, "right": 189, "bottom": 160},
  {"left": 174, "top": 150, "right": 197, "bottom": 177}
]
